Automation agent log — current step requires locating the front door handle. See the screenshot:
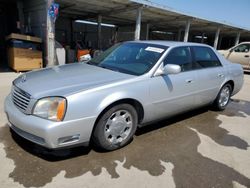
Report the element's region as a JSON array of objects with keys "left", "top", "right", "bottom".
[
  {"left": 185, "top": 79, "right": 194, "bottom": 84},
  {"left": 244, "top": 55, "right": 249, "bottom": 58}
]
